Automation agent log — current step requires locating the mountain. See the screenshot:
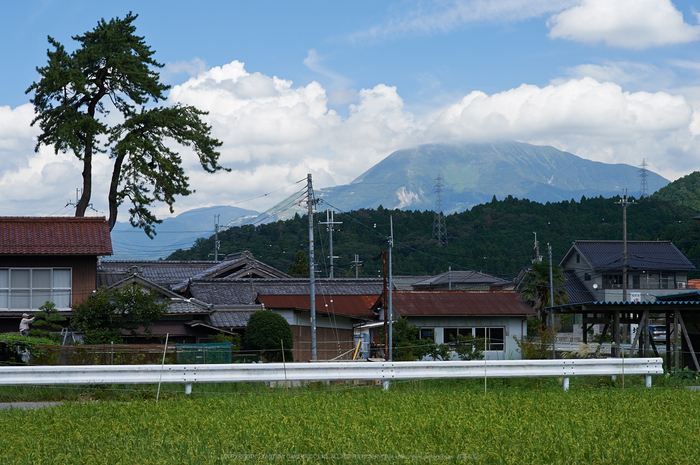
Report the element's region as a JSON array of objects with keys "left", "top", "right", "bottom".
[
  {"left": 316, "top": 141, "right": 669, "bottom": 214},
  {"left": 653, "top": 171, "right": 700, "bottom": 212},
  {"left": 108, "top": 205, "right": 259, "bottom": 261}
]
